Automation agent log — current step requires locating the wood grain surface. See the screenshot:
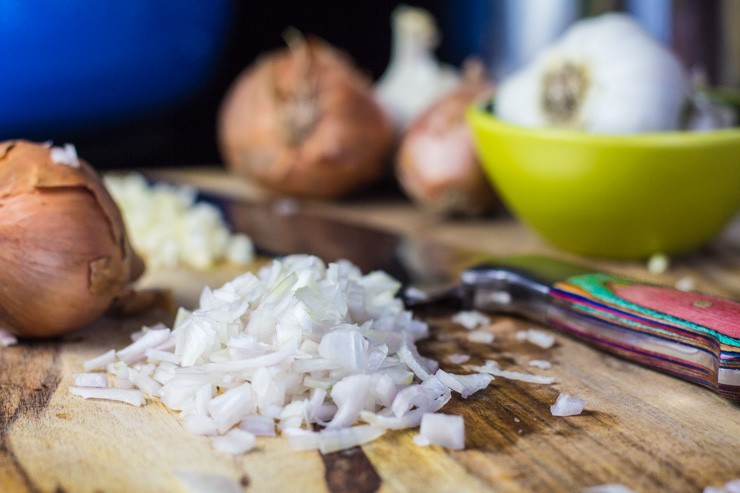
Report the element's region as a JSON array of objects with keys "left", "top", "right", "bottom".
[{"left": 1, "top": 168, "right": 739, "bottom": 493}]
